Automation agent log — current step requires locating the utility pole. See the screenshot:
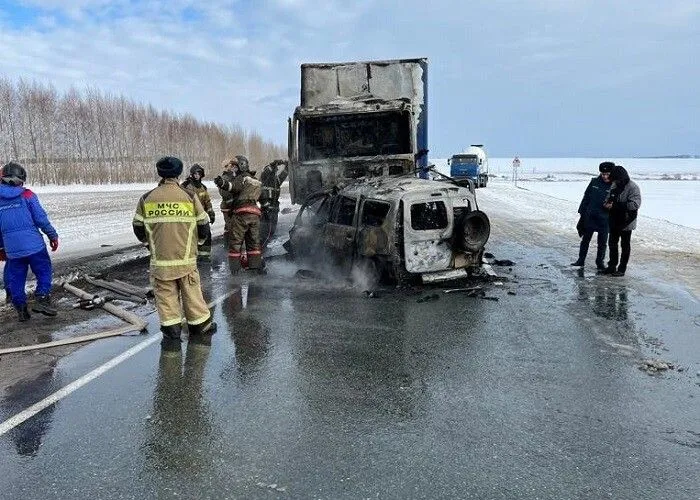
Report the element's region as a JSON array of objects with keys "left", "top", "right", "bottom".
[{"left": 512, "top": 156, "right": 520, "bottom": 187}]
